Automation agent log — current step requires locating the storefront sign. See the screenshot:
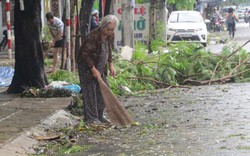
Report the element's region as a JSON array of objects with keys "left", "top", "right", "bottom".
[{"left": 114, "top": 3, "right": 150, "bottom": 51}]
